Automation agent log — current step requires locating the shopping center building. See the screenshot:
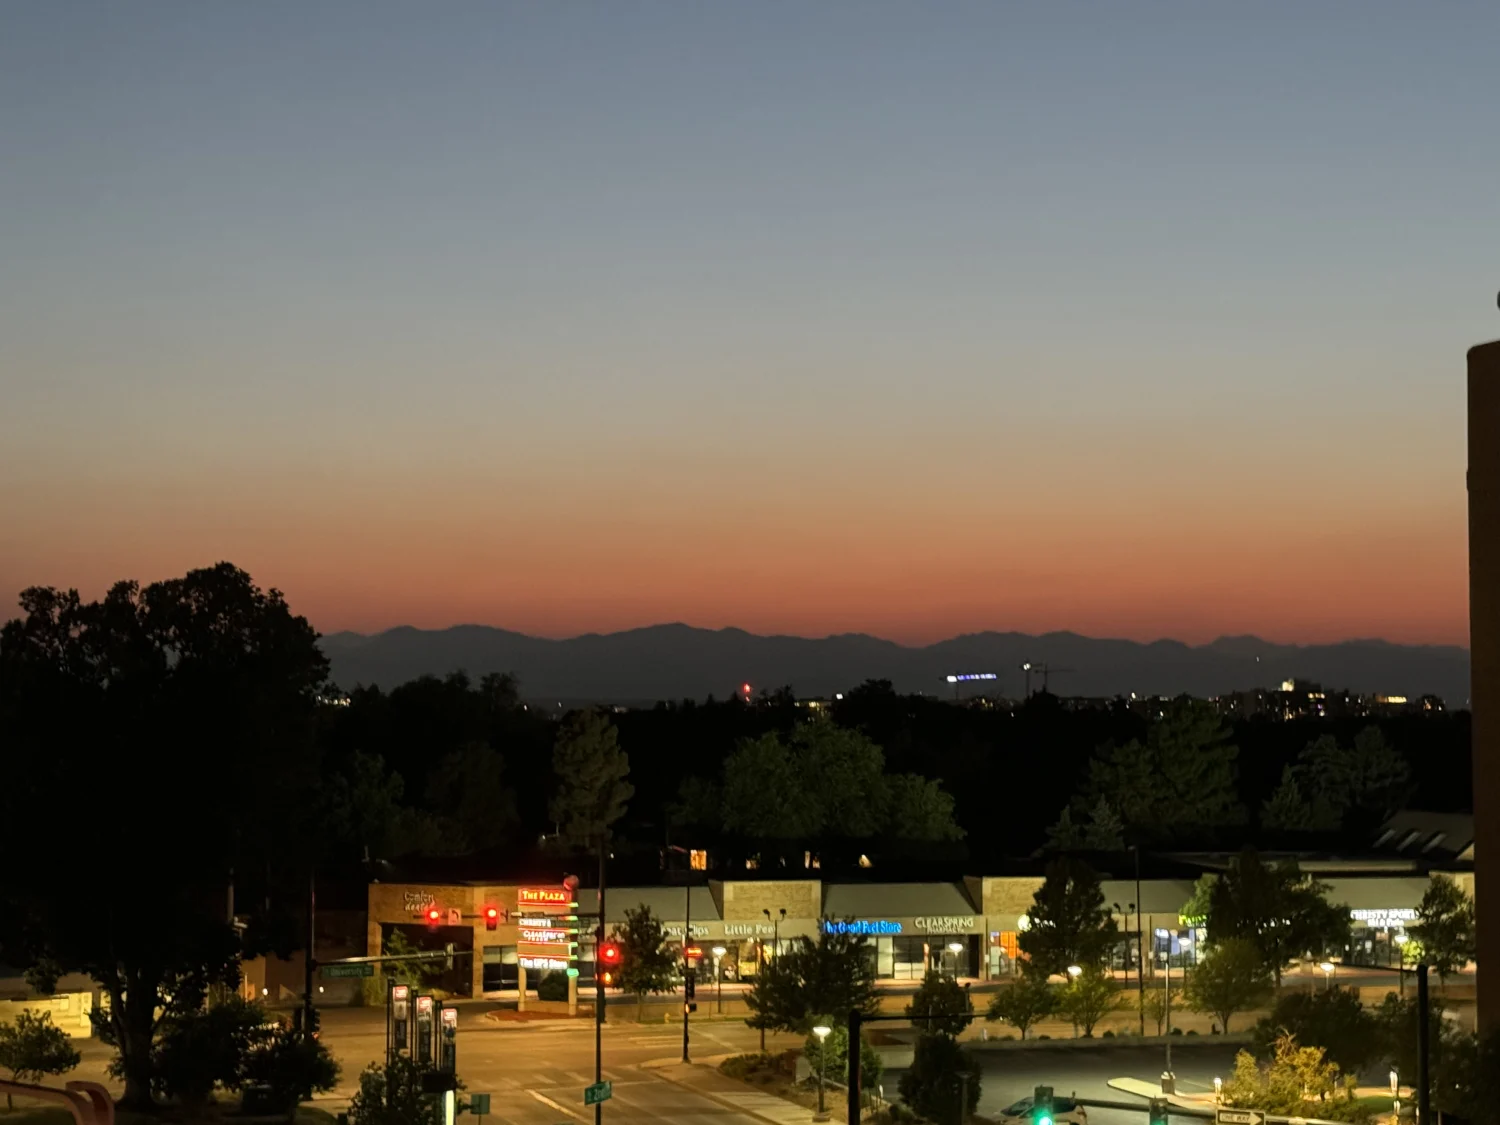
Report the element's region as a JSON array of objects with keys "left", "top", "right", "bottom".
[{"left": 365, "top": 826, "right": 1471, "bottom": 999}]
